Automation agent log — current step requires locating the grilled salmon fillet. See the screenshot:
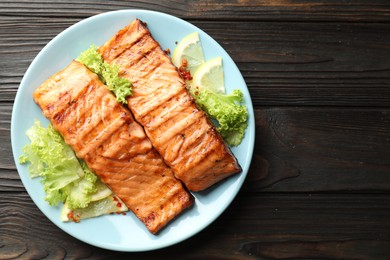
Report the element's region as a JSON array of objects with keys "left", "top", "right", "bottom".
[
  {"left": 33, "top": 60, "right": 193, "bottom": 234},
  {"left": 99, "top": 19, "right": 242, "bottom": 191}
]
